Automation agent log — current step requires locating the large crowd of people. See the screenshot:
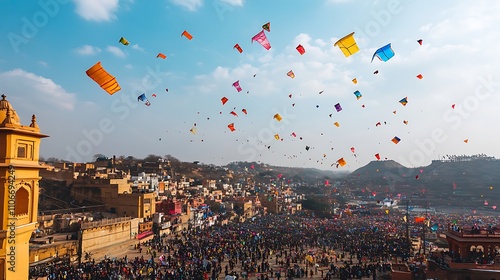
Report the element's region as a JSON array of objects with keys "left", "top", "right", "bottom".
[{"left": 29, "top": 209, "right": 500, "bottom": 280}]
